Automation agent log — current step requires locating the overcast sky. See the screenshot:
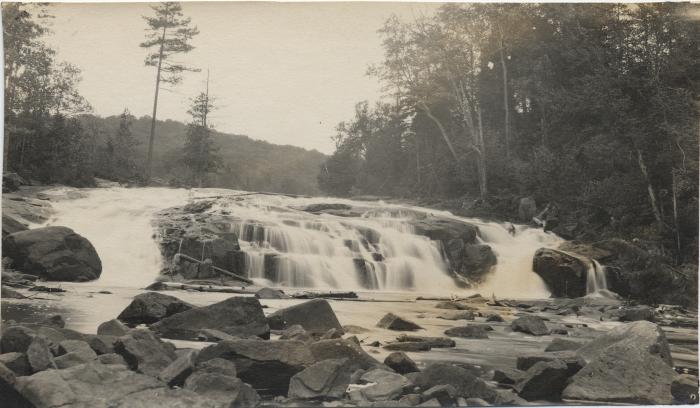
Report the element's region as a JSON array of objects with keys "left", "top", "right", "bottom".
[{"left": 45, "top": 2, "right": 440, "bottom": 154}]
